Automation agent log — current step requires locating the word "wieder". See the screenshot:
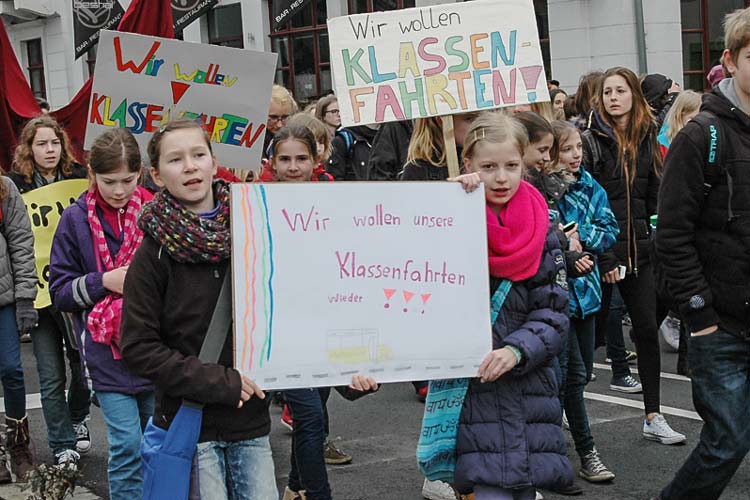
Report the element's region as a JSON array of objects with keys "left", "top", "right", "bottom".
[{"left": 335, "top": 251, "right": 466, "bottom": 286}]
